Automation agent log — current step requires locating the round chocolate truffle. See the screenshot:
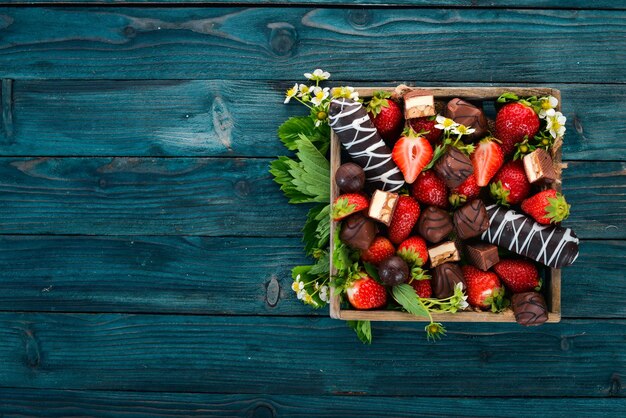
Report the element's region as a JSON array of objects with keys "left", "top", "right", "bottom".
[
  {"left": 378, "top": 256, "right": 409, "bottom": 286},
  {"left": 335, "top": 163, "right": 365, "bottom": 193}
]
